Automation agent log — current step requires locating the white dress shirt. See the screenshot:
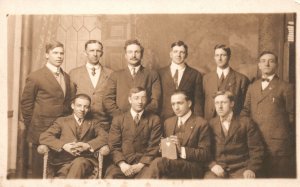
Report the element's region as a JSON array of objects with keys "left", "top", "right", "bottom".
[
  {"left": 220, "top": 111, "right": 233, "bottom": 133},
  {"left": 86, "top": 62, "right": 101, "bottom": 88},
  {"left": 128, "top": 65, "right": 141, "bottom": 77},
  {"left": 216, "top": 66, "right": 230, "bottom": 79},
  {"left": 130, "top": 108, "right": 144, "bottom": 121},
  {"left": 73, "top": 114, "right": 83, "bottom": 126},
  {"left": 261, "top": 74, "right": 275, "bottom": 90},
  {"left": 46, "top": 62, "right": 66, "bottom": 95},
  {"left": 177, "top": 110, "right": 192, "bottom": 159},
  {"left": 170, "top": 62, "right": 186, "bottom": 87}
]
